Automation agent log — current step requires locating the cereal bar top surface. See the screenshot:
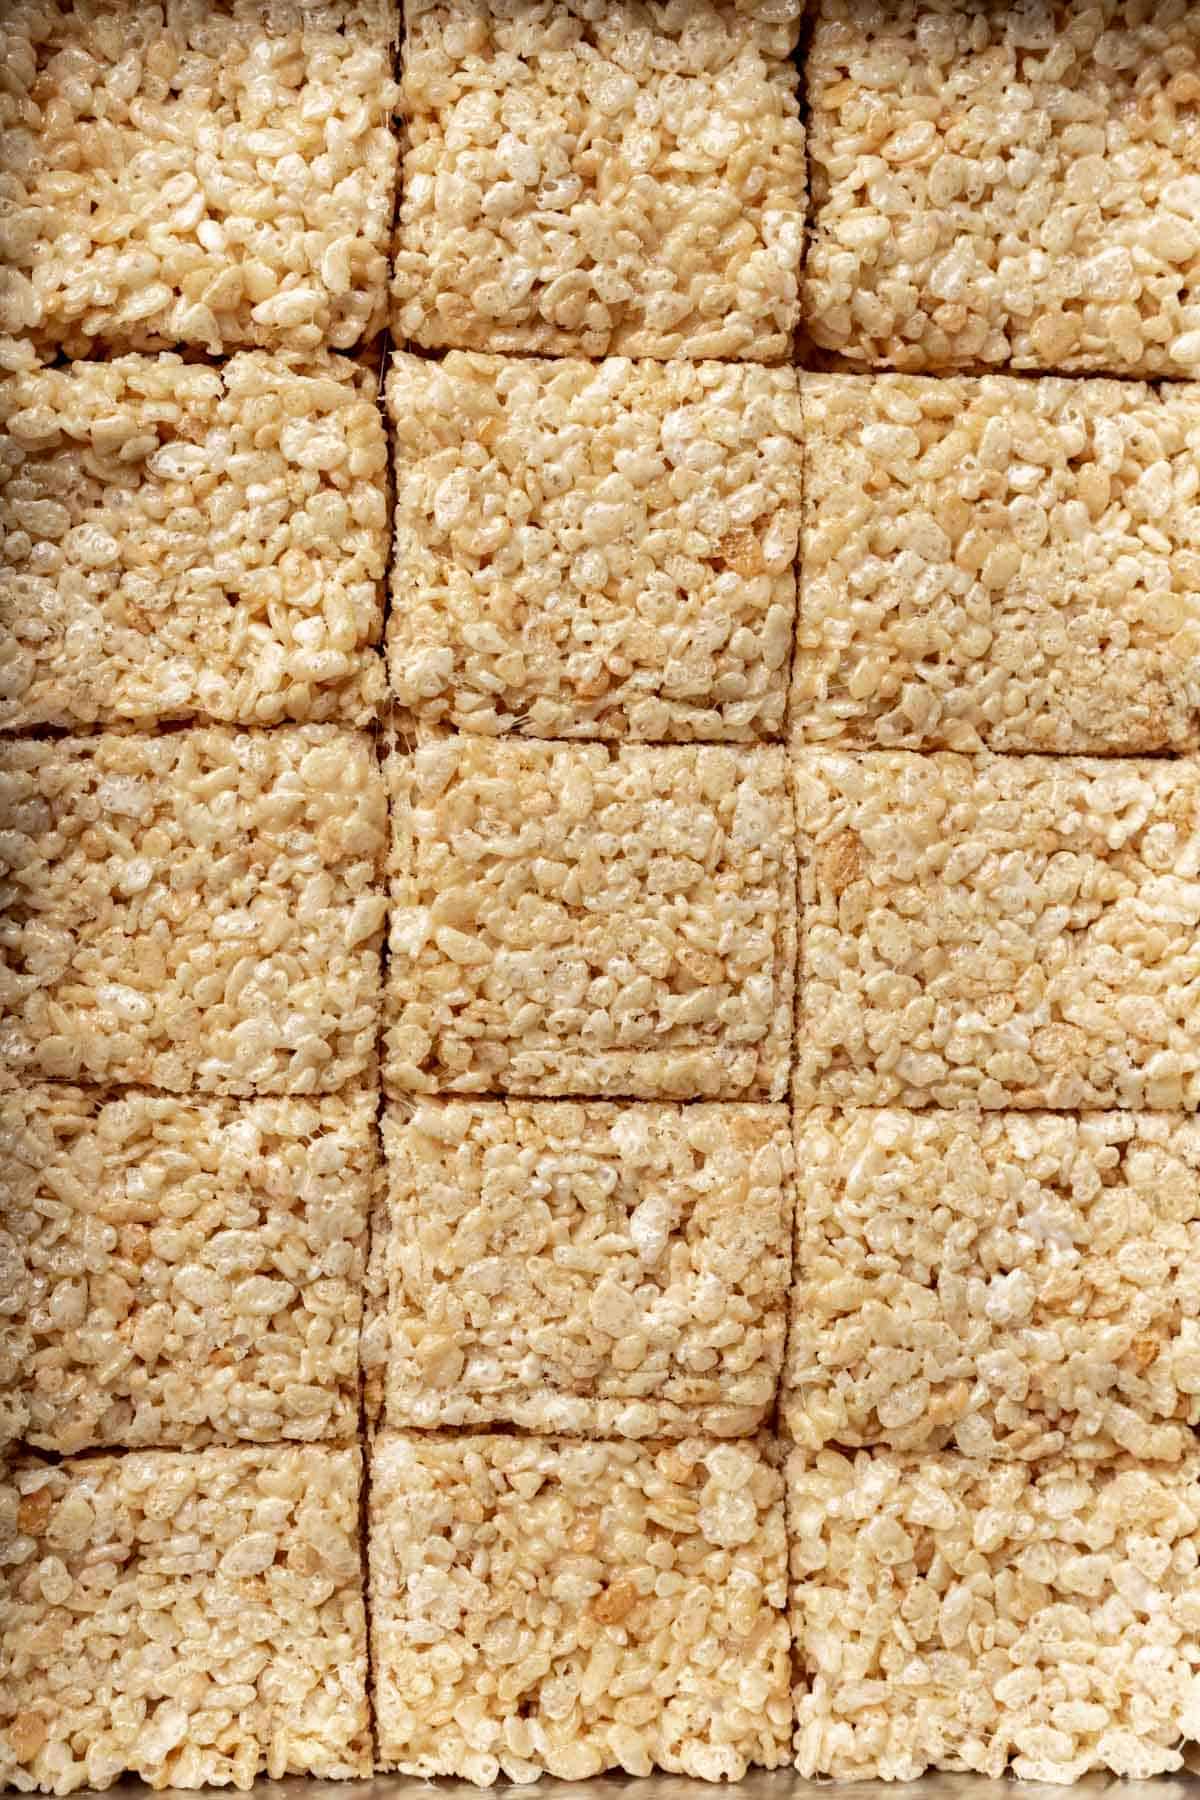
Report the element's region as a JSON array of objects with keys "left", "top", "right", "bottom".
[
  {"left": 388, "top": 352, "right": 802, "bottom": 741},
  {"left": 392, "top": 0, "right": 806, "bottom": 360},
  {"left": 366, "top": 1097, "right": 793, "bottom": 1436},
  {"left": 5, "top": 1084, "right": 377, "bottom": 1453},
  {"left": 386, "top": 737, "right": 795, "bottom": 1100},
  {"left": 1, "top": 352, "right": 388, "bottom": 729},
  {"left": 0, "top": 0, "right": 399, "bottom": 359},
  {"left": 0, "top": 728, "right": 387, "bottom": 1094},
  {"left": 803, "top": 0, "right": 1200, "bottom": 377}
]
